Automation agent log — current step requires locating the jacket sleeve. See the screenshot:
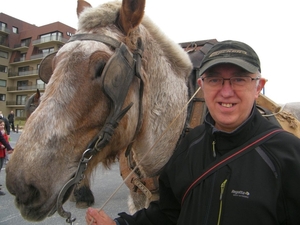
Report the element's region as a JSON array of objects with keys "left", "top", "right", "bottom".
[
  {"left": 5, "top": 119, "right": 10, "bottom": 135},
  {"left": 0, "top": 132, "right": 12, "bottom": 150},
  {"left": 266, "top": 132, "right": 300, "bottom": 224}
]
